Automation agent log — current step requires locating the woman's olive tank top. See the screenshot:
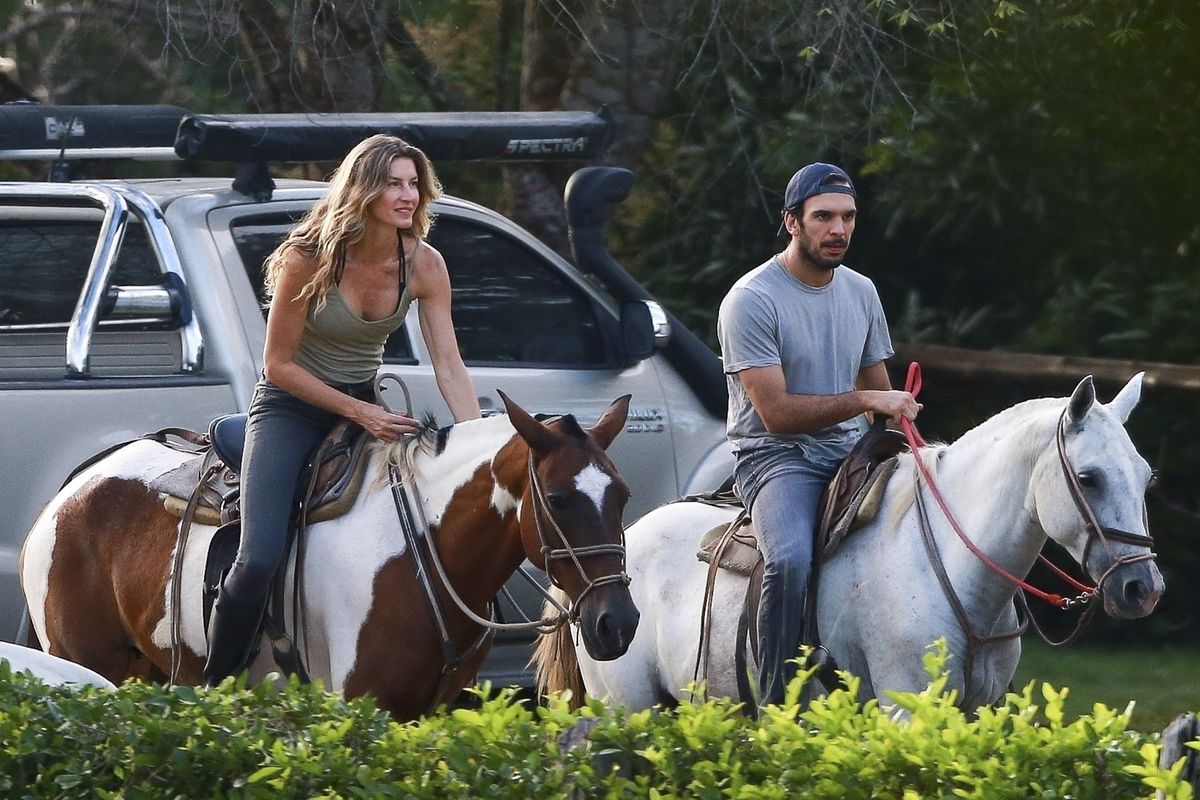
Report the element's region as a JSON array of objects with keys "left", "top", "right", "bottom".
[{"left": 292, "top": 241, "right": 414, "bottom": 385}]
